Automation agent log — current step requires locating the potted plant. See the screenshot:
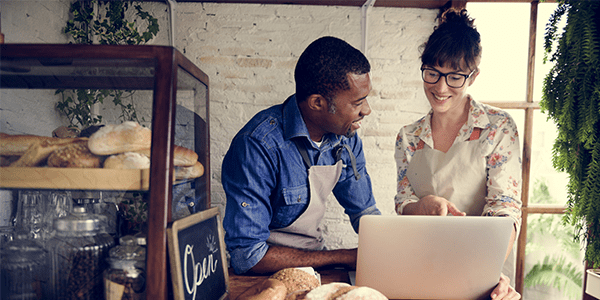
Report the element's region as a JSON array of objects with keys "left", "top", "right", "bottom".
[
  {"left": 56, "top": 0, "right": 159, "bottom": 132},
  {"left": 540, "top": 0, "right": 600, "bottom": 296}
]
